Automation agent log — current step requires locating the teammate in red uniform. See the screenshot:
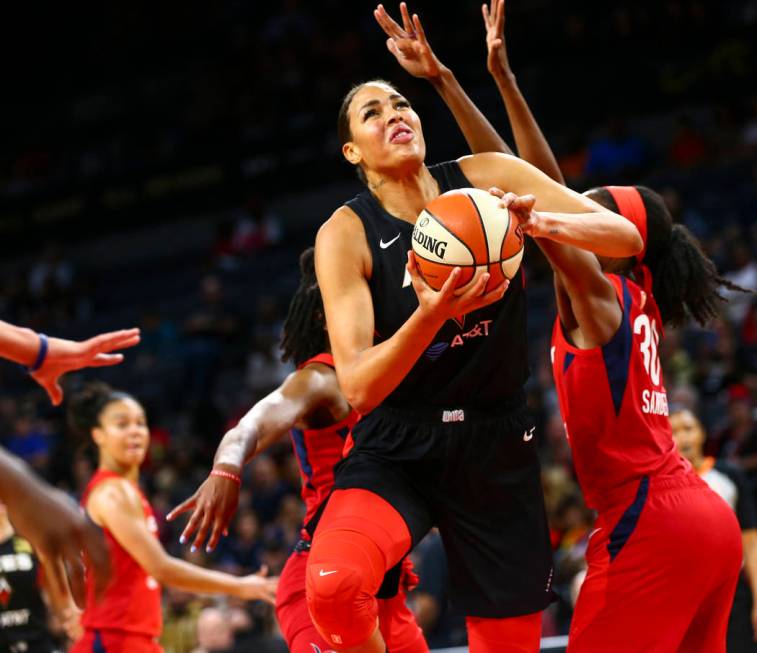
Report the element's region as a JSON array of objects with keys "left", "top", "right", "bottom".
[
  {"left": 169, "top": 247, "right": 428, "bottom": 653},
  {"left": 66, "top": 382, "right": 276, "bottom": 653},
  {"left": 480, "top": 3, "right": 744, "bottom": 648}
]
